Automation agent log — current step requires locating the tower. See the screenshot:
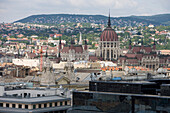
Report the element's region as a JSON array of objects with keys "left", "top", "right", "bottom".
[
  {"left": 58, "top": 36, "right": 61, "bottom": 58},
  {"left": 153, "top": 37, "right": 156, "bottom": 50},
  {"left": 84, "top": 36, "right": 88, "bottom": 50},
  {"left": 79, "top": 32, "right": 82, "bottom": 45},
  {"left": 129, "top": 37, "right": 132, "bottom": 50}
]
